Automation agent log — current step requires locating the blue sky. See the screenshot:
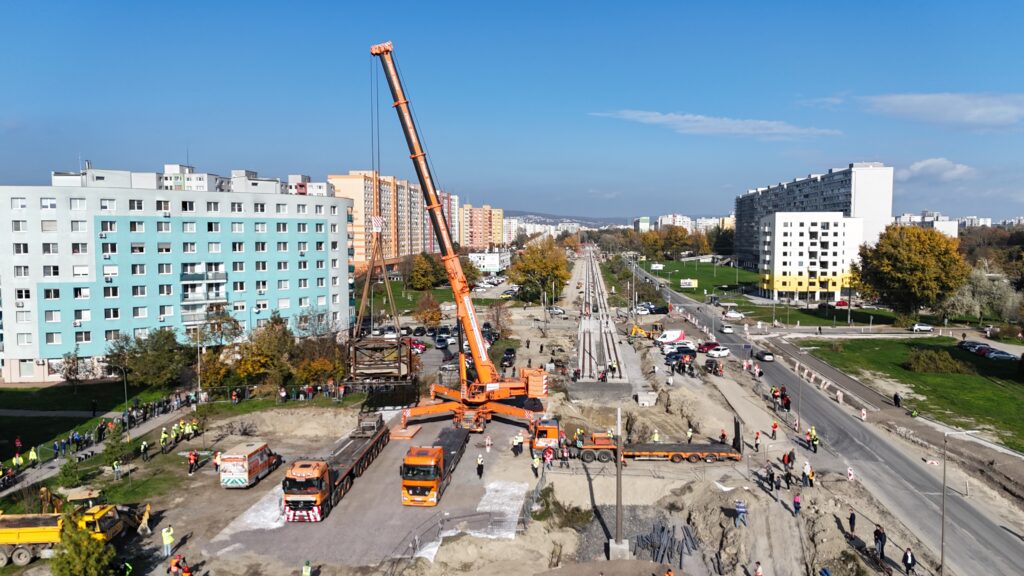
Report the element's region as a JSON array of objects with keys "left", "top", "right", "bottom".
[{"left": 2, "top": 1, "right": 1023, "bottom": 220}]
